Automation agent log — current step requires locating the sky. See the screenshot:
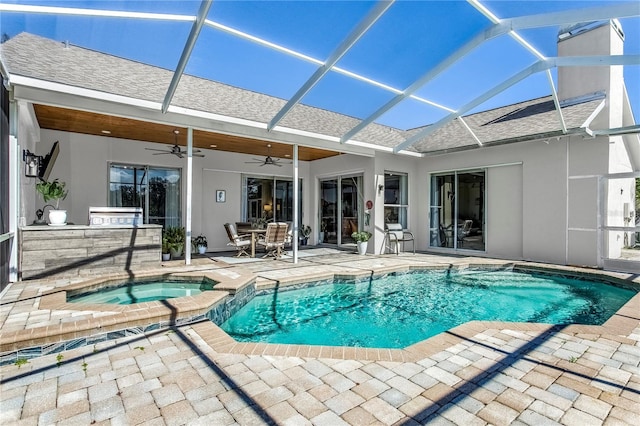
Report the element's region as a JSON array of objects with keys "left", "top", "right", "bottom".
[{"left": 1, "top": 0, "right": 639, "bottom": 131}]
